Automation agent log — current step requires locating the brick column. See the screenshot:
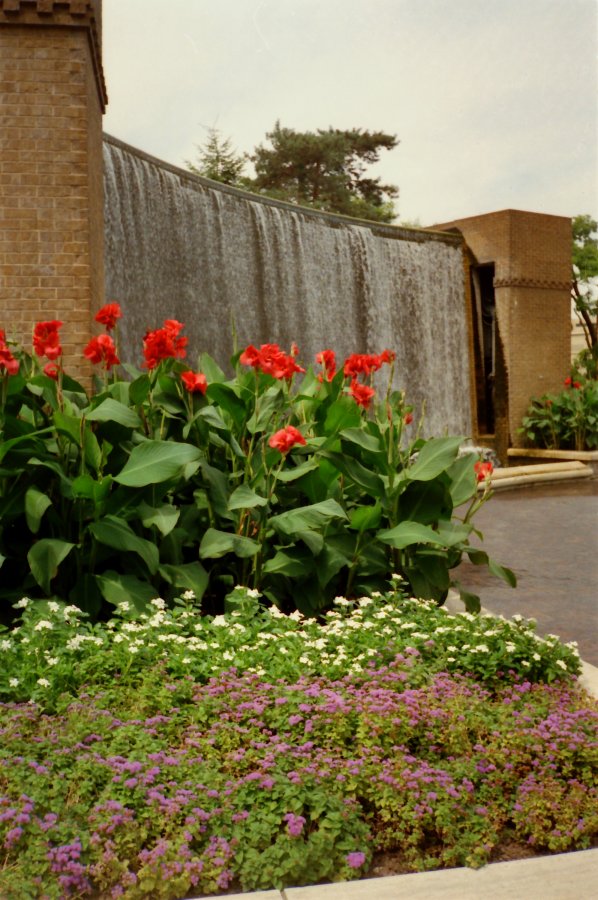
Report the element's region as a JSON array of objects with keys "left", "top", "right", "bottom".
[{"left": 0, "top": 0, "right": 107, "bottom": 377}]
